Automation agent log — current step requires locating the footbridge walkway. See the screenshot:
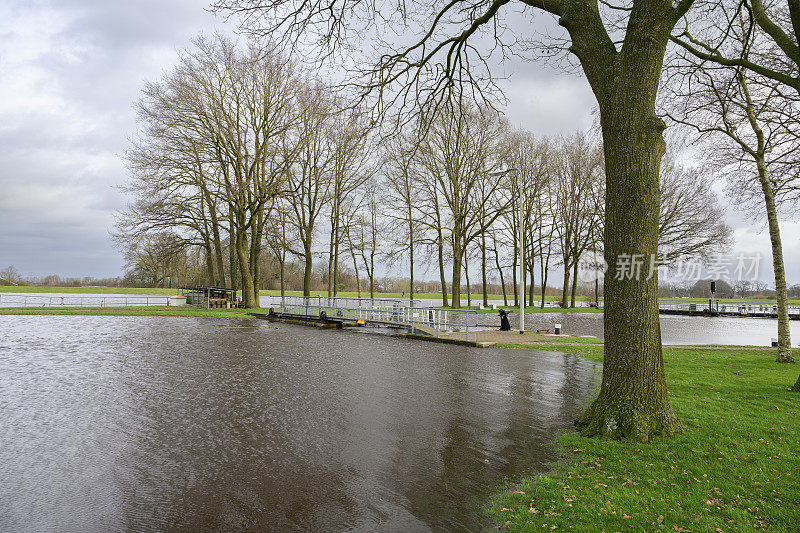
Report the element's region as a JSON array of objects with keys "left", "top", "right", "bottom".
[{"left": 256, "top": 296, "right": 482, "bottom": 341}]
